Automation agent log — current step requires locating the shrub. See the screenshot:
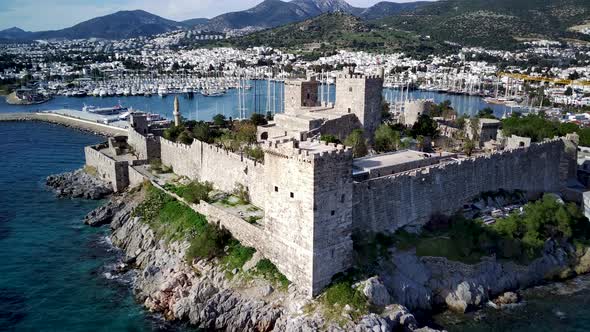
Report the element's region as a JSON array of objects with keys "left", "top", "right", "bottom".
[
  {"left": 186, "top": 224, "right": 230, "bottom": 261},
  {"left": 163, "top": 125, "right": 185, "bottom": 142},
  {"left": 213, "top": 114, "right": 226, "bottom": 126},
  {"left": 344, "top": 129, "right": 368, "bottom": 158},
  {"left": 177, "top": 131, "right": 194, "bottom": 145},
  {"left": 320, "top": 135, "right": 340, "bottom": 144},
  {"left": 181, "top": 181, "right": 213, "bottom": 204},
  {"left": 245, "top": 145, "right": 264, "bottom": 162},
  {"left": 323, "top": 276, "right": 368, "bottom": 321},
  {"left": 374, "top": 124, "right": 400, "bottom": 152},
  {"left": 222, "top": 240, "right": 255, "bottom": 271},
  {"left": 233, "top": 183, "right": 250, "bottom": 204},
  {"left": 250, "top": 113, "right": 268, "bottom": 126},
  {"left": 255, "top": 259, "right": 290, "bottom": 289}
]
